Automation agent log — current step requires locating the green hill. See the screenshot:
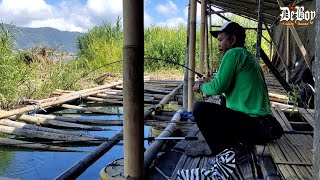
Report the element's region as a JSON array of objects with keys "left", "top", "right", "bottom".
[{"left": 9, "top": 25, "right": 84, "bottom": 53}]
